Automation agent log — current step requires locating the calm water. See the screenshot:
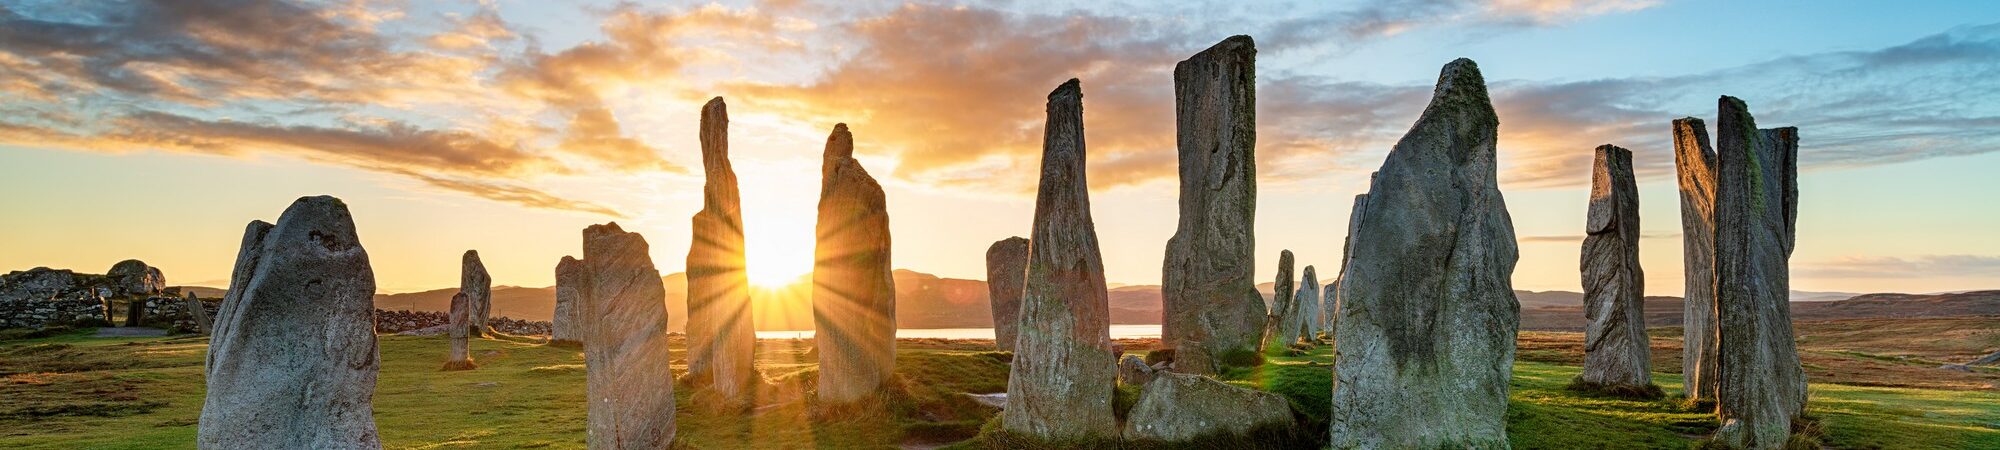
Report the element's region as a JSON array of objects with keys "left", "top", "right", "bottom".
[{"left": 753, "top": 324, "right": 1162, "bottom": 340}]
